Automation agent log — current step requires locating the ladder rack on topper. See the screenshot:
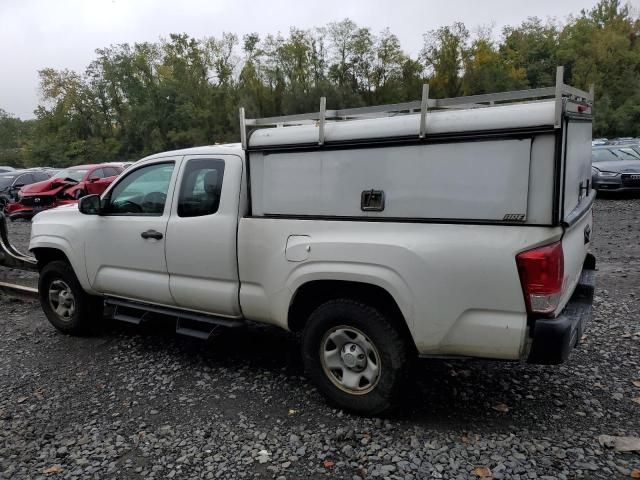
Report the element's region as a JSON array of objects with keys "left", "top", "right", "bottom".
[{"left": 239, "top": 66, "right": 594, "bottom": 149}]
